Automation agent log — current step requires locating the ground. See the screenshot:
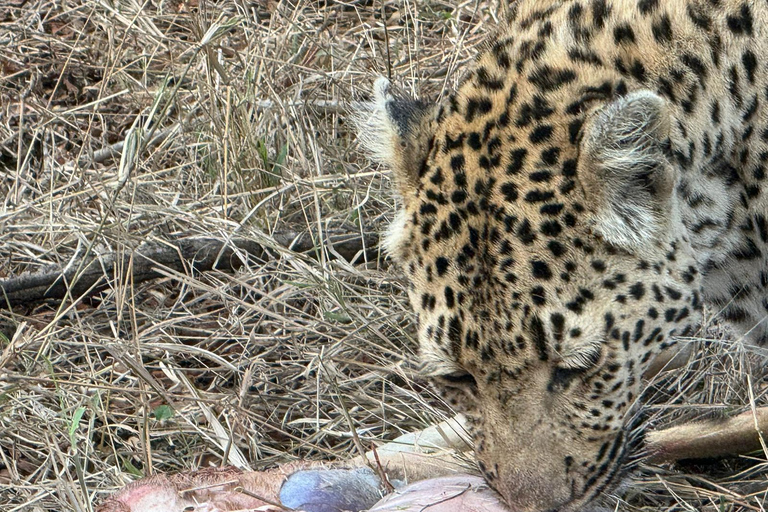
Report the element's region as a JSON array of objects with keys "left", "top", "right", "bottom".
[{"left": 0, "top": 0, "right": 766, "bottom": 511}]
